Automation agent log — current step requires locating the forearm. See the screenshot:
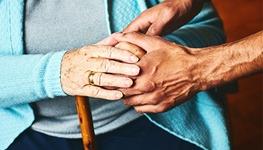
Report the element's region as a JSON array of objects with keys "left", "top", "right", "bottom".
[
  {"left": 0, "top": 51, "right": 66, "bottom": 107},
  {"left": 197, "top": 31, "right": 263, "bottom": 90}
]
